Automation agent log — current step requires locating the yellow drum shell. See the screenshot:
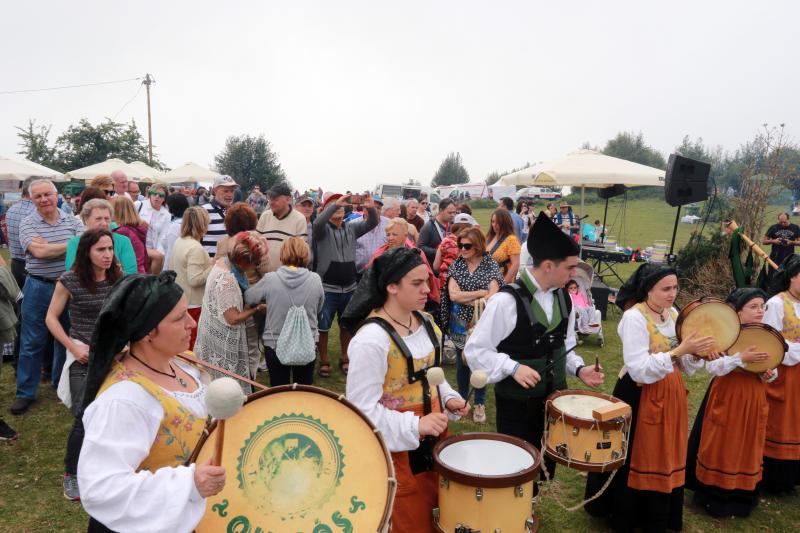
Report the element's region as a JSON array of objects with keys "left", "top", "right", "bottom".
[
  {"left": 189, "top": 385, "right": 395, "bottom": 533},
  {"left": 544, "top": 390, "right": 631, "bottom": 473},
  {"left": 433, "top": 433, "right": 540, "bottom": 533}
]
